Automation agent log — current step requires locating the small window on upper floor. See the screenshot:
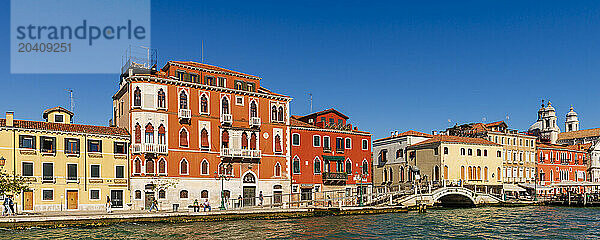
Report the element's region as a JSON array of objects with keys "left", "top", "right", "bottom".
[
  {"left": 345, "top": 138, "right": 351, "bottom": 149},
  {"left": 338, "top": 119, "right": 343, "bottom": 125},
  {"left": 217, "top": 77, "right": 226, "bottom": 87},
  {"left": 468, "top": 149, "right": 473, "bottom": 156},
  {"left": 114, "top": 142, "right": 127, "bottom": 155},
  {"left": 292, "top": 133, "right": 300, "bottom": 146},
  {"left": 362, "top": 139, "right": 368, "bottom": 150},
  {"left": 234, "top": 80, "right": 244, "bottom": 90},
  {"left": 329, "top": 118, "right": 334, "bottom": 124},
  {"left": 313, "top": 135, "right": 321, "bottom": 147},
  {"left": 190, "top": 74, "right": 199, "bottom": 83},
  {"left": 247, "top": 83, "right": 255, "bottom": 92},
  {"left": 87, "top": 140, "right": 102, "bottom": 153},
  {"left": 320, "top": 117, "right": 326, "bottom": 123},
  {"left": 133, "top": 87, "right": 142, "bottom": 107},
  {"left": 40, "top": 136, "right": 56, "bottom": 154},
  {"left": 235, "top": 96, "right": 244, "bottom": 106},
  {"left": 54, "top": 114, "right": 64, "bottom": 123},
  {"left": 205, "top": 76, "right": 216, "bottom": 86},
  {"left": 434, "top": 147, "right": 439, "bottom": 155},
  {"left": 176, "top": 71, "right": 185, "bottom": 80},
  {"left": 444, "top": 147, "right": 448, "bottom": 154}
]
